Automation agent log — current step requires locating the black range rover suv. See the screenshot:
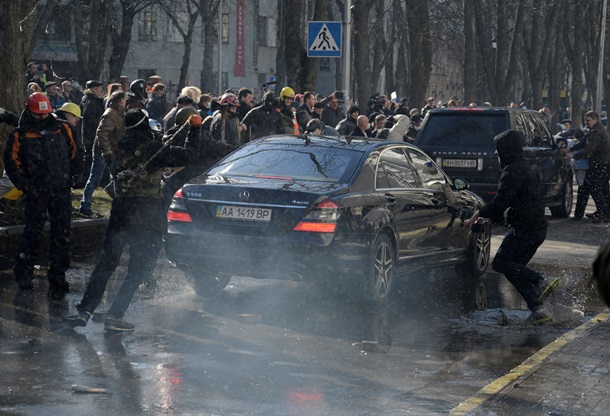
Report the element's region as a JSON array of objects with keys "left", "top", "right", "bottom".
[{"left": 415, "top": 107, "right": 573, "bottom": 217}]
